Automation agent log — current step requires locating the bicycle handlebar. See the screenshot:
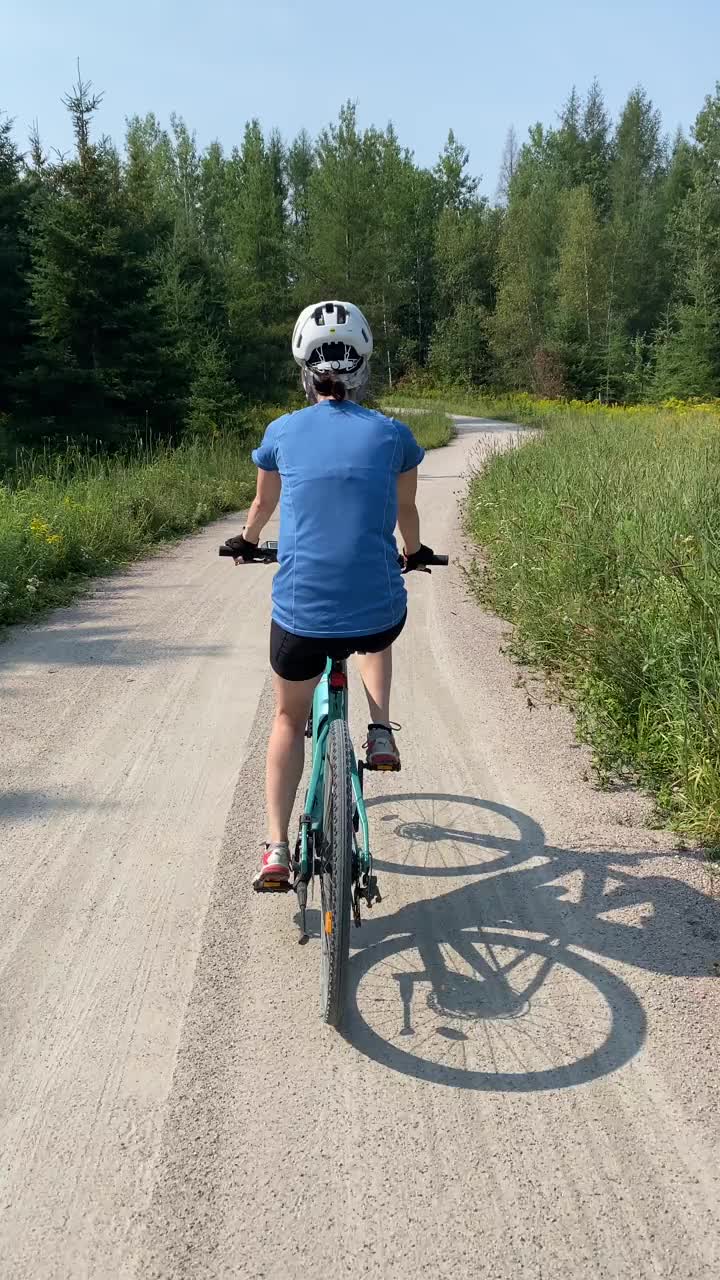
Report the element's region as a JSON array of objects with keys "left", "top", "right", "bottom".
[
  {"left": 219, "top": 540, "right": 448, "bottom": 567},
  {"left": 219, "top": 539, "right": 279, "bottom": 561}
]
